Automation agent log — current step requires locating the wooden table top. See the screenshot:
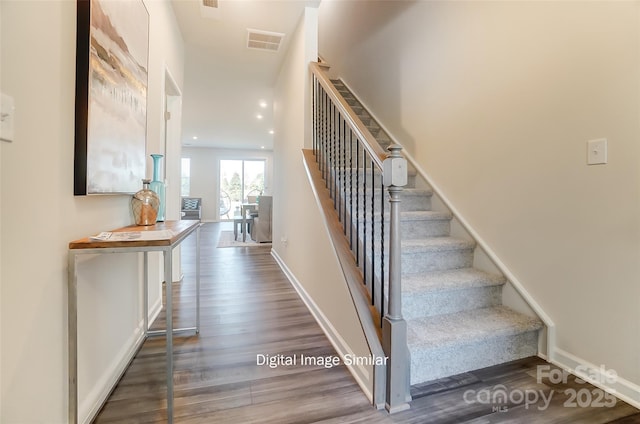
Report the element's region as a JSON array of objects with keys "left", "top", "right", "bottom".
[{"left": 69, "top": 220, "right": 200, "bottom": 250}]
